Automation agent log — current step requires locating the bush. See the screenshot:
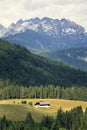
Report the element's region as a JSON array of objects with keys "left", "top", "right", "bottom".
[
  {"left": 28, "top": 102, "right": 33, "bottom": 106},
  {"left": 21, "top": 100, "right": 27, "bottom": 105},
  {"left": 13, "top": 101, "right": 15, "bottom": 103}
]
